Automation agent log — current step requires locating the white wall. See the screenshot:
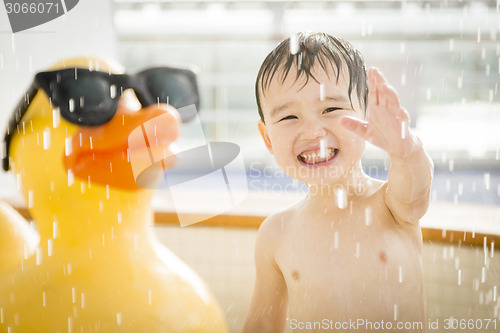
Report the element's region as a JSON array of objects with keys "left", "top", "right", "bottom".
[{"left": 0, "top": 0, "right": 117, "bottom": 145}]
